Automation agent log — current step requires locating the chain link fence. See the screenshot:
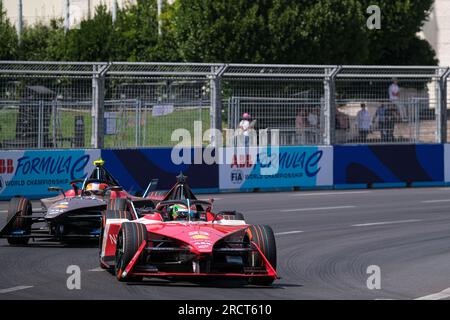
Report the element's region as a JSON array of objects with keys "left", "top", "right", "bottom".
[{"left": 0, "top": 62, "right": 449, "bottom": 149}]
